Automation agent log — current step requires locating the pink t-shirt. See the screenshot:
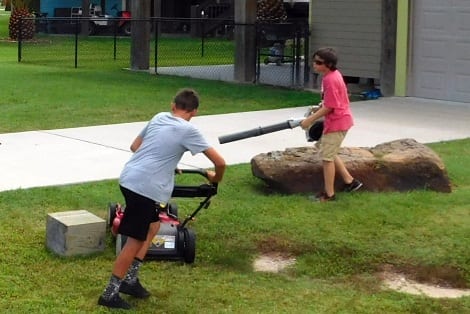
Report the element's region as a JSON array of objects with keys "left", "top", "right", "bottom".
[{"left": 321, "top": 70, "right": 354, "bottom": 133}]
